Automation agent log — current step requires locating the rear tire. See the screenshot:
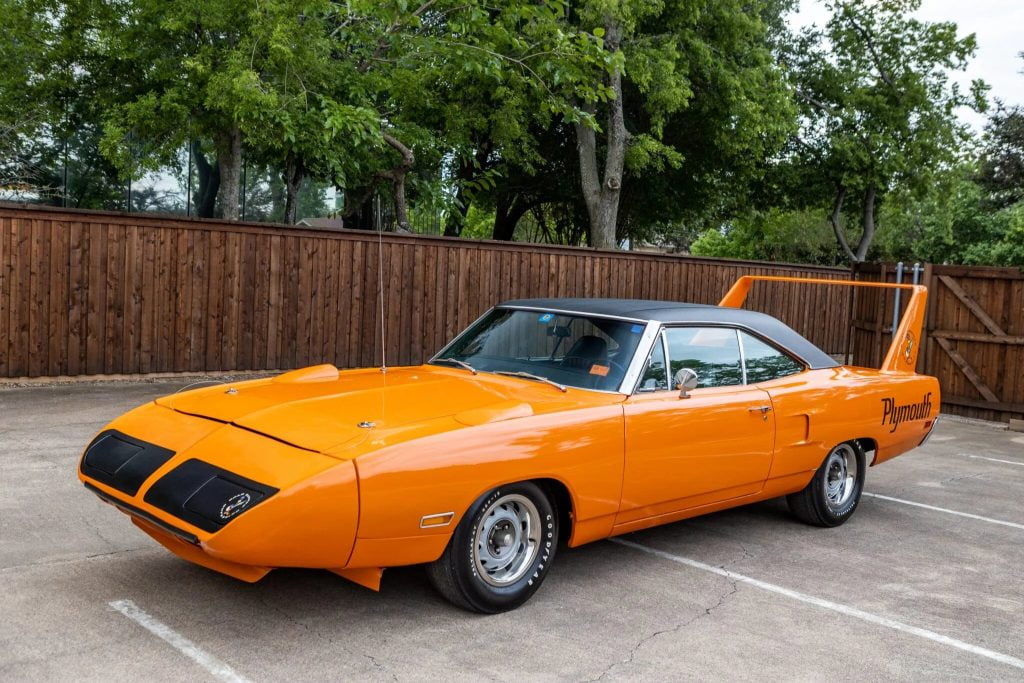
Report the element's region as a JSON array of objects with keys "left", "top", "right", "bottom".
[
  {"left": 426, "top": 482, "right": 558, "bottom": 613},
  {"left": 787, "top": 441, "right": 865, "bottom": 527}
]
